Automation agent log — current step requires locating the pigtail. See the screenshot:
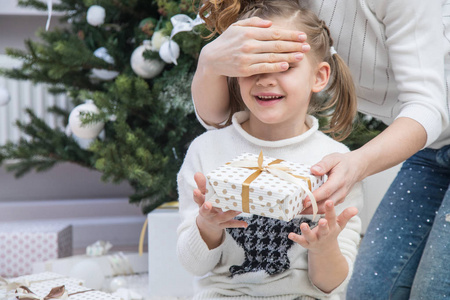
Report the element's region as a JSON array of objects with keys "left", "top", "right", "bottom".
[{"left": 321, "top": 52, "right": 357, "bottom": 141}]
